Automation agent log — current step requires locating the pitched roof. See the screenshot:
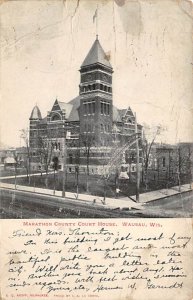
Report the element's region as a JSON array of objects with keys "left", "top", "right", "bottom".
[
  {"left": 50, "top": 99, "right": 73, "bottom": 120},
  {"left": 125, "top": 106, "right": 134, "bottom": 117},
  {"left": 48, "top": 96, "right": 137, "bottom": 125},
  {"left": 81, "top": 38, "right": 112, "bottom": 68},
  {"left": 58, "top": 101, "right": 73, "bottom": 119},
  {"left": 4, "top": 157, "right": 16, "bottom": 164},
  {"left": 118, "top": 109, "right": 127, "bottom": 119},
  {"left": 113, "top": 106, "right": 122, "bottom": 122},
  {"left": 68, "top": 96, "right": 80, "bottom": 121},
  {"left": 30, "top": 105, "right": 42, "bottom": 119}
]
